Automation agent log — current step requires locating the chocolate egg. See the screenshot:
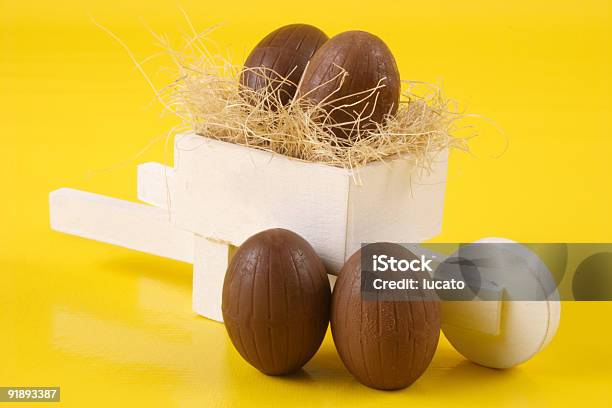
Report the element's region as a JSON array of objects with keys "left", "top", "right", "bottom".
[
  {"left": 298, "top": 30, "right": 401, "bottom": 140},
  {"left": 331, "top": 245, "right": 440, "bottom": 390},
  {"left": 240, "top": 24, "right": 329, "bottom": 107},
  {"left": 222, "top": 228, "right": 331, "bottom": 375}
]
